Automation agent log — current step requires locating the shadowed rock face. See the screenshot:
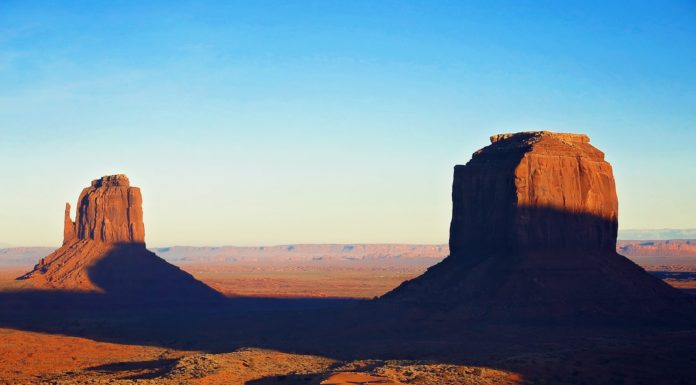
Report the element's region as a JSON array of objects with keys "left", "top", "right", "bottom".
[
  {"left": 18, "top": 174, "right": 221, "bottom": 302},
  {"left": 383, "top": 131, "right": 693, "bottom": 322}
]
